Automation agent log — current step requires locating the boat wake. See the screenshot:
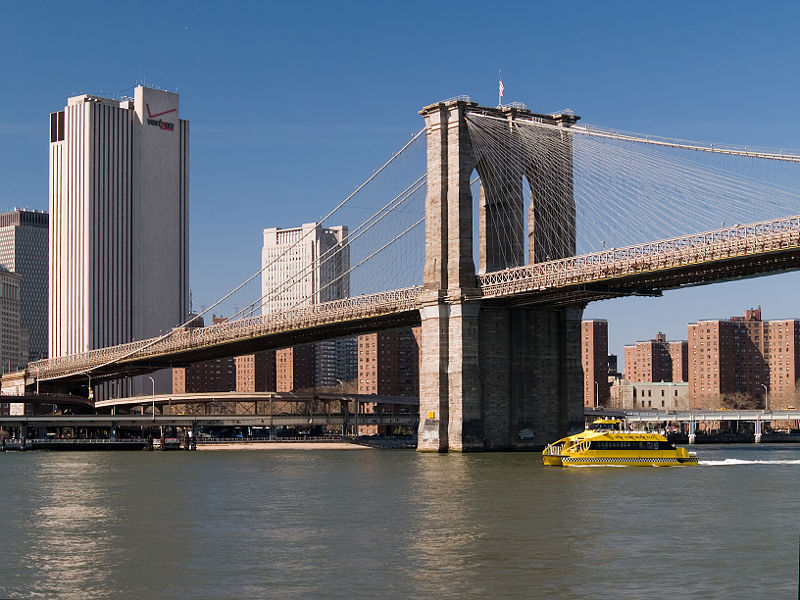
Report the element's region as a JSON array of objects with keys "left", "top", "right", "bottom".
[{"left": 700, "top": 458, "right": 800, "bottom": 466}]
